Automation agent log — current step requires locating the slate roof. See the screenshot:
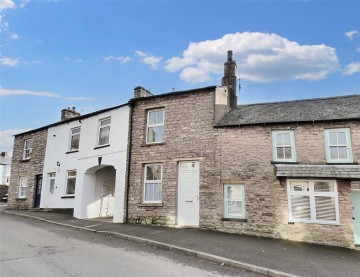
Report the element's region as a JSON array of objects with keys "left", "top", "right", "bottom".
[
  {"left": 275, "top": 164, "right": 360, "bottom": 179},
  {"left": 217, "top": 94, "right": 360, "bottom": 127}
]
